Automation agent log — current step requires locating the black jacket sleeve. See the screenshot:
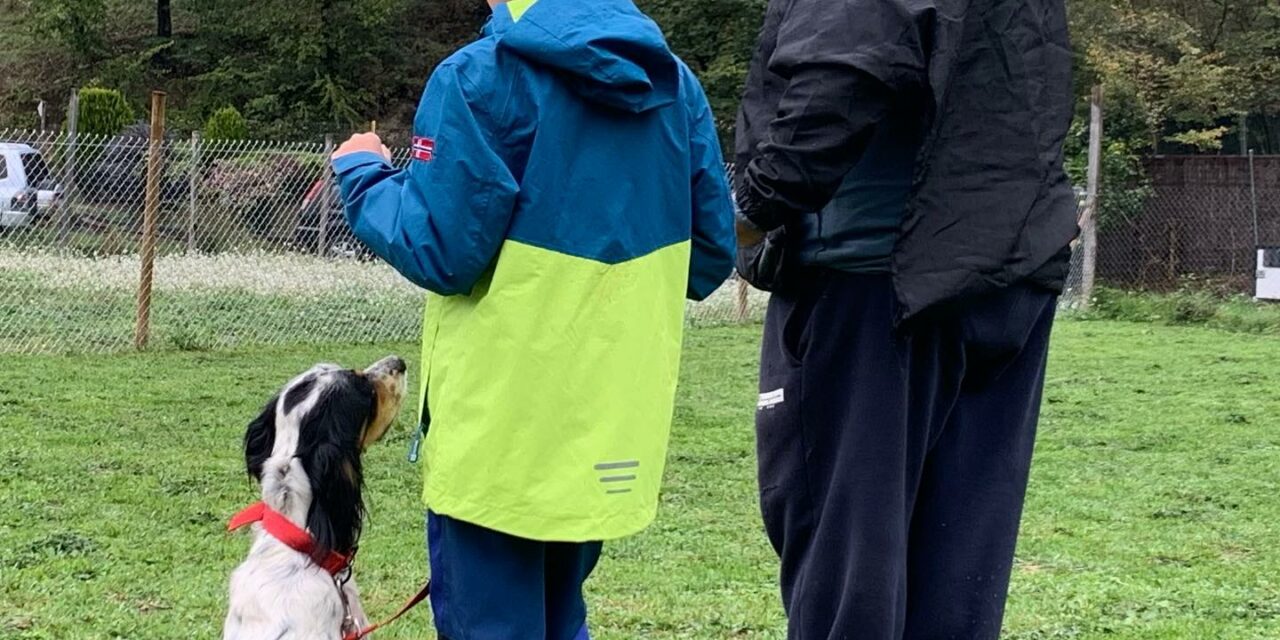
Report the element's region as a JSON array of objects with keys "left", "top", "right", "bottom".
[
  {"left": 738, "top": 69, "right": 893, "bottom": 230},
  {"left": 737, "top": 0, "right": 935, "bottom": 231}
]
